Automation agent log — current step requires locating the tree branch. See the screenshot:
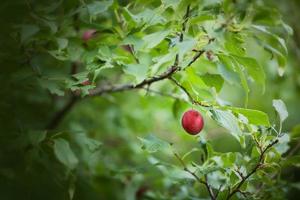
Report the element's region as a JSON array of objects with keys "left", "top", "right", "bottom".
[
  {"left": 46, "top": 5, "right": 208, "bottom": 130},
  {"left": 226, "top": 139, "right": 279, "bottom": 200},
  {"left": 173, "top": 152, "right": 216, "bottom": 200},
  {"left": 89, "top": 65, "right": 179, "bottom": 96},
  {"left": 46, "top": 95, "right": 78, "bottom": 130},
  {"left": 168, "top": 77, "right": 211, "bottom": 107}
]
